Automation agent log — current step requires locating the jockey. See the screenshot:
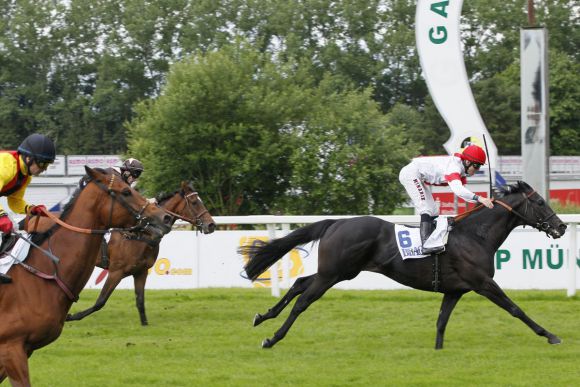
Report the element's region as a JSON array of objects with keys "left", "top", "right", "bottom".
[
  {"left": 112, "top": 158, "right": 156, "bottom": 204},
  {"left": 113, "top": 158, "right": 144, "bottom": 188},
  {"left": 399, "top": 144, "right": 494, "bottom": 254},
  {"left": 0, "top": 133, "right": 56, "bottom": 283}
]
